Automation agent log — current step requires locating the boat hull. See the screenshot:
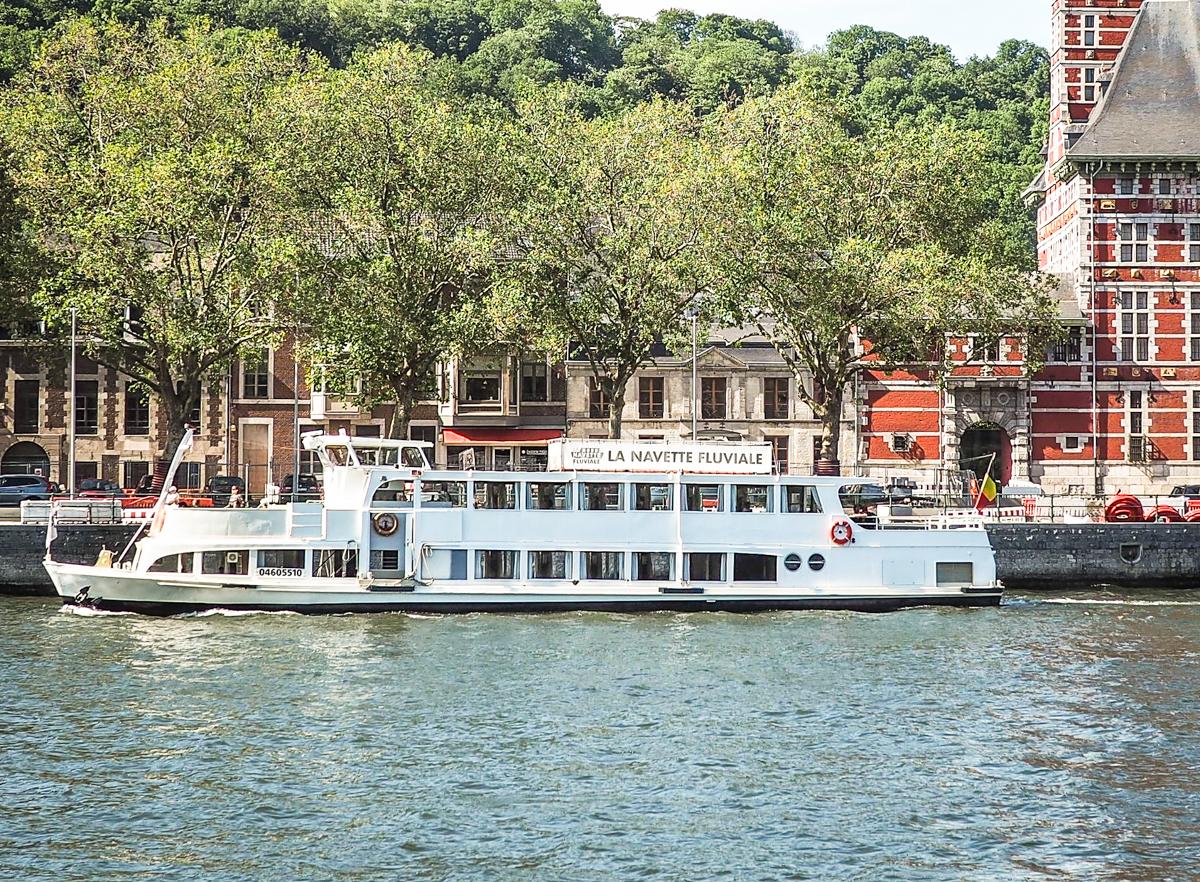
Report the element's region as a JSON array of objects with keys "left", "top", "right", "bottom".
[{"left": 46, "top": 562, "right": 1001, "bottom": 616}]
